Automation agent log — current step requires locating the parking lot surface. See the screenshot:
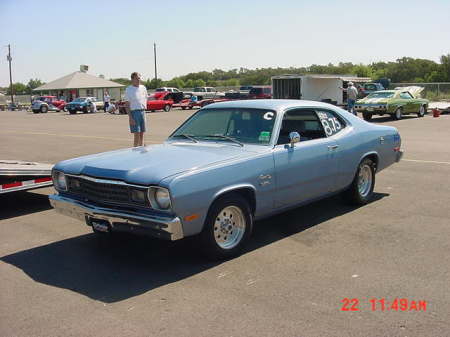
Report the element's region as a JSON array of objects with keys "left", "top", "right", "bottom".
[{"left": 1, "top": 109, "right": 449, "bottom": 337}]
